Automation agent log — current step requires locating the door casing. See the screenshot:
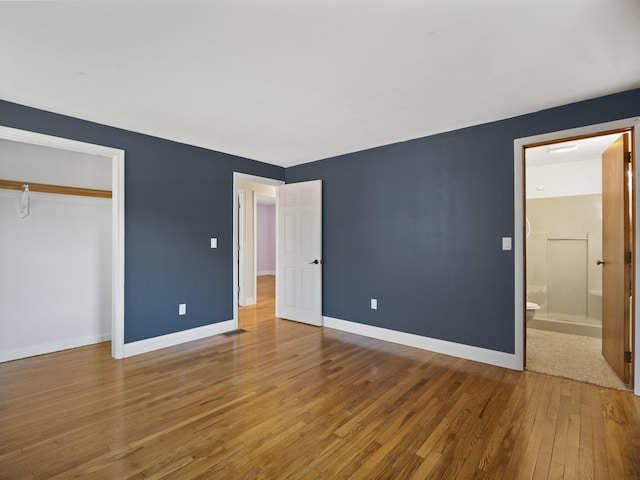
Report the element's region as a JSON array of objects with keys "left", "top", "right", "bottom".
[
  {"left": 514, "top": 117, "right": 640, "bottom": 395},
  {"left": 237, "top": 189, "right": 247, "bottom": 306},
  {"left": 232, "top": 173, "right": 284, "bottom": 328}
]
